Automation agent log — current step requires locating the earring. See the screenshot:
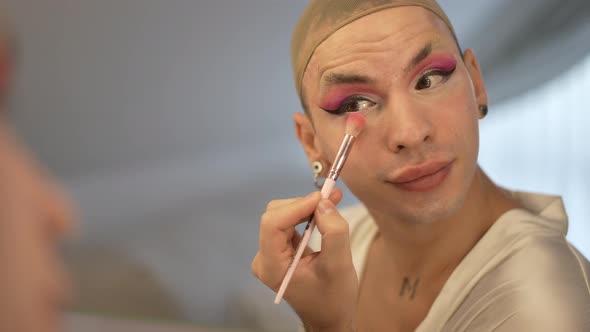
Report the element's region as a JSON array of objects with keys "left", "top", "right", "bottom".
[
  {"left": 312, "top": 161, "right": 324, "bottom": 189},
  {"left": 479, "top": 104, "right": 488, "bottom": 118}
]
